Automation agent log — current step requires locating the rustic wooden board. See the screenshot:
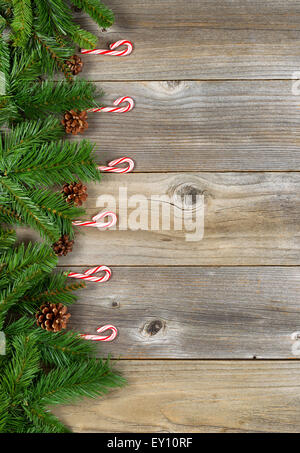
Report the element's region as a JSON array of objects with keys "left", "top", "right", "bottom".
[
  {"left": 73, "top": 81, "right": 300, "bottom": 172},
  {"left": 20, "top": 172, "right": 298, "bottom": 266},
  {"left": 64, "top": 266, "right": 300, "bottom": 359},
  {"left": 52, "top": 360, "right": 300, "bottom": 433},
  {"left": 74, "top": 0, "right": 300, "bottom": 80}
]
